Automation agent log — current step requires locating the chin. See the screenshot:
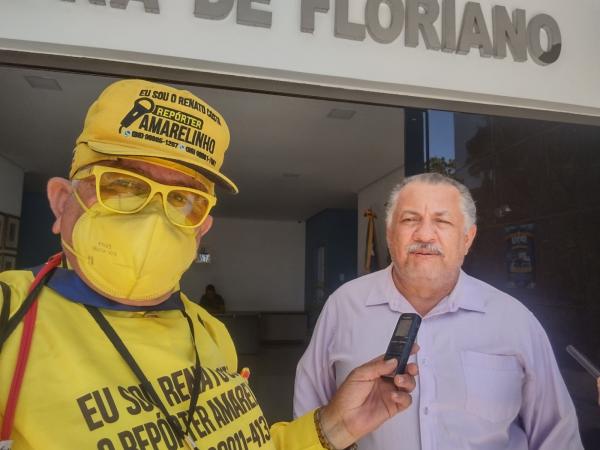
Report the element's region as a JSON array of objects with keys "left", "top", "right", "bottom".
[
  {"left": 96, "top": 287, "right": 175, "bottom": 306},
  {"left": 107, "top": 295, "right": 170, "bottom": 307},
  {"left": 404, "top": 264, "right": 445, "bottom": 281}
]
